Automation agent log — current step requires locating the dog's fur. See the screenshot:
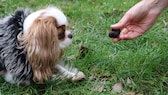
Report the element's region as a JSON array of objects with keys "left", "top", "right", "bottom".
[{"left": 0, "top": 7, "right": 85, "bottom": 85}]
